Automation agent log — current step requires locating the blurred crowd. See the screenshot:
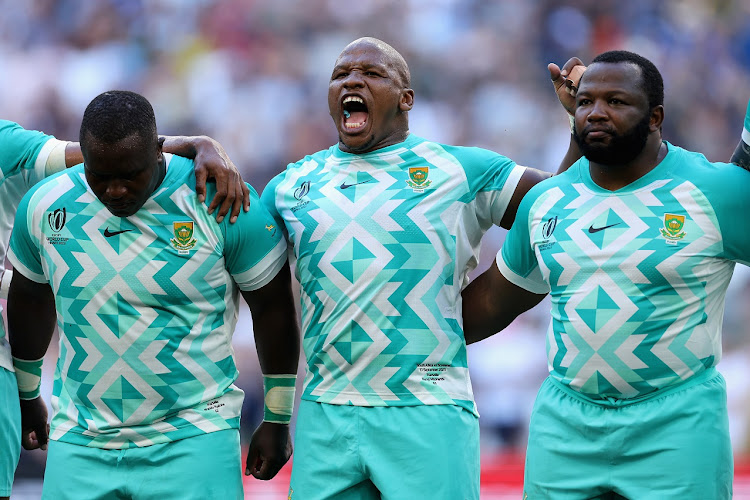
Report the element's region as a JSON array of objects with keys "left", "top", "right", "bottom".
[{"left": 3, "top": 0, "right": 750, "bottom": 480}]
